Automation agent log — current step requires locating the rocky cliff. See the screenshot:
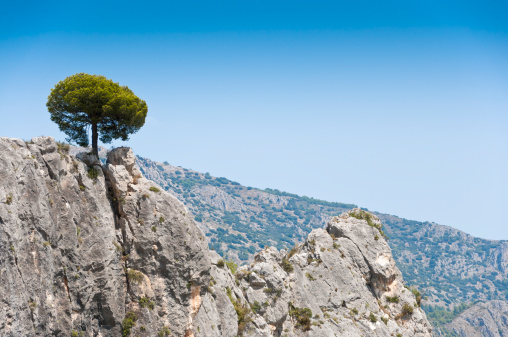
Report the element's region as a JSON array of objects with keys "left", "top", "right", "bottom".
[{"left": 0, "top": 137, "right": 431, "bottom": 336}]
